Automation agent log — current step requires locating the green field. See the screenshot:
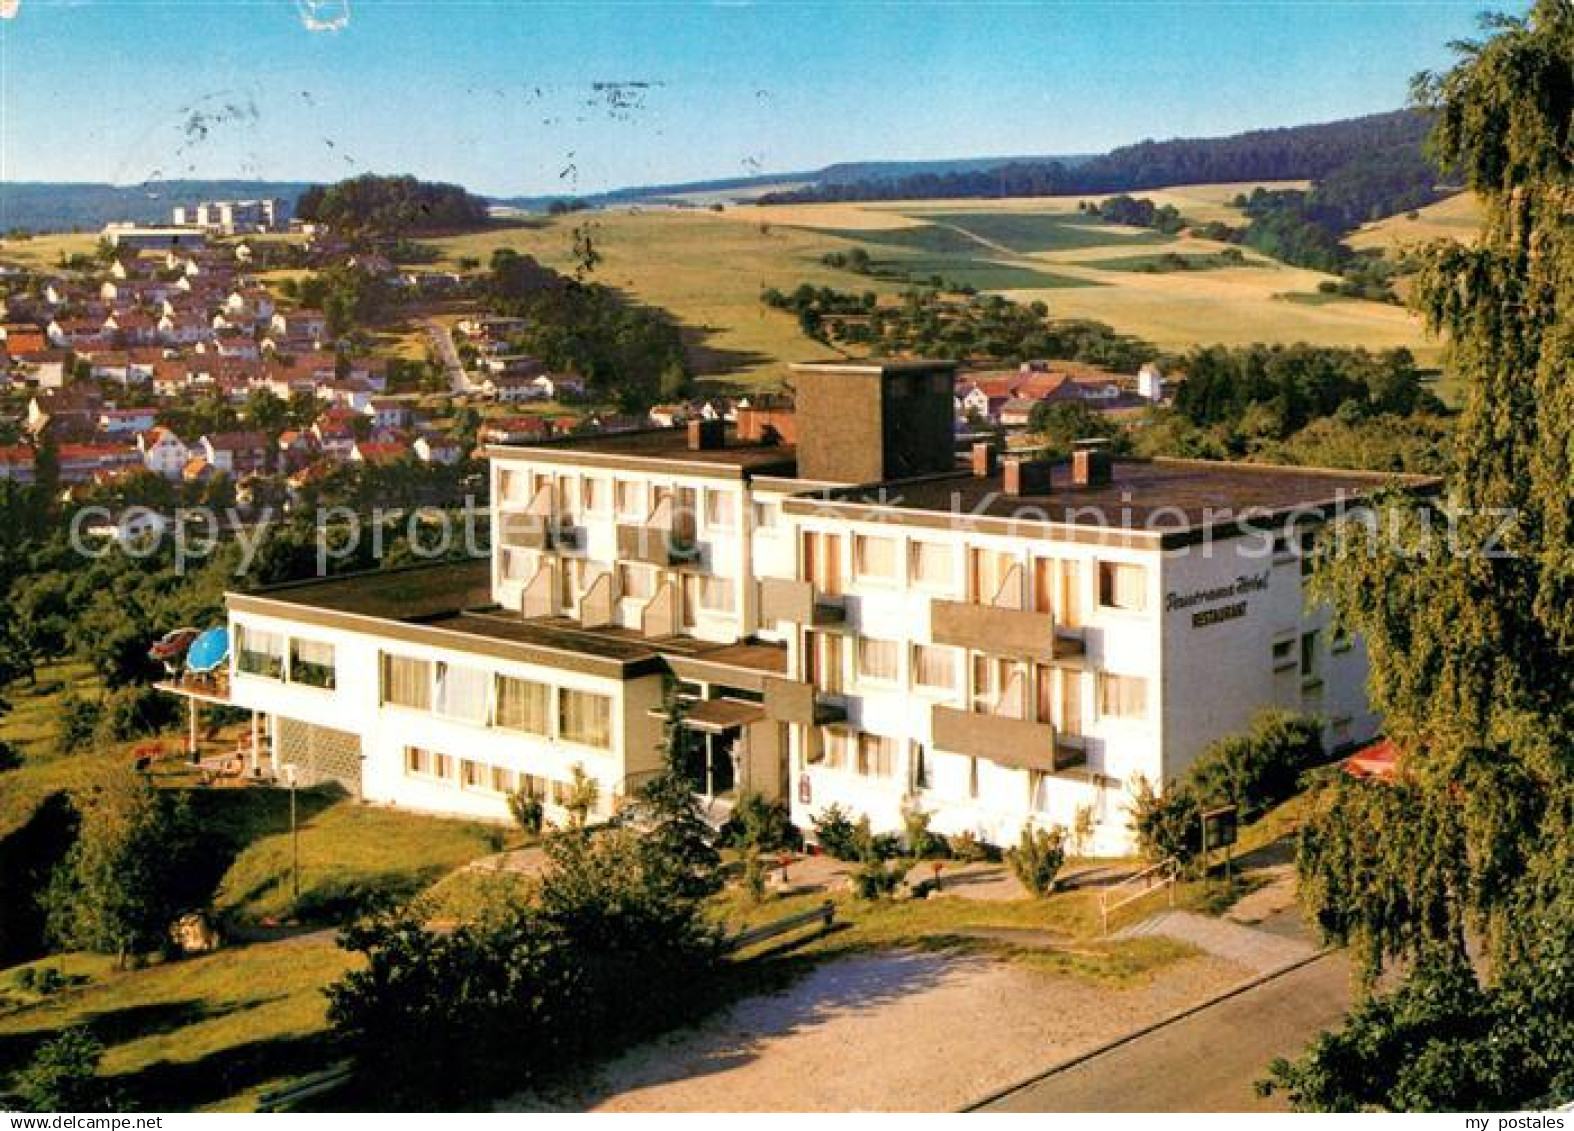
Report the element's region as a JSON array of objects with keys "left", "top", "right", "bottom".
[{"left": 427, "top": 184, "right": 1445, "bottom": 386}]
